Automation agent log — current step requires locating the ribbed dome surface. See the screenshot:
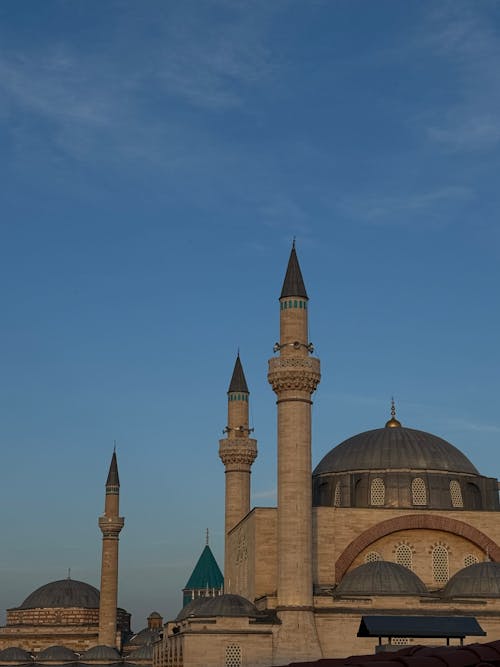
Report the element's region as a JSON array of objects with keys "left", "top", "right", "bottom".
[
  {"left": 176, "top": 597, "right": 208, "bottom": 621},
  {"left": 0, "top": 647, "right": 32, "bottom": 662},
  {"left": 176, "top": 594, "right": 259, "bottom": 620},
  {"left": 20, "top": 579, "right": 99, "bottom": 609},
  {"left": 37, "top": 646, "right": 78, "bottom": 662},
  {"left": 126, "top": 646, "right": 153, "bottom": 660},
  {"left": 125, "top": 627, "right": 160, "bottom": 647},
  {"left": 444, "top": 562, "right": 500, "bottom": 598},
  {"left": 314, "top": 427, "right": 478, "bottom": 475},
  {"left": 81, "top": 646, "right": 120, "bottom": 661},
  {"left": 335, "top": 561, "right": 428, "bottom": 597}
]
